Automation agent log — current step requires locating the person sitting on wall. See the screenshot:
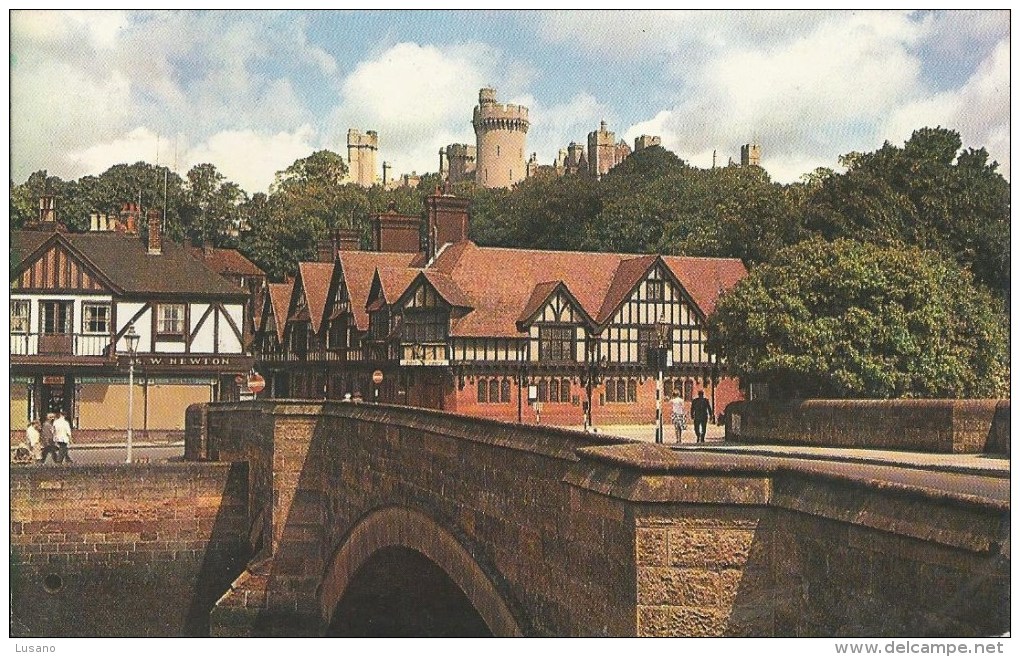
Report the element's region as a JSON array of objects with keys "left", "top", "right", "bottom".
[
  {"left": 690, "top": 391, "right": 713, "bottom": 443},
  {"left": 25, "top": 419, "right": 41, "bottom": 461},
  {"left": 670, "top": 392, "right": 686, "bottom": 444}
]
